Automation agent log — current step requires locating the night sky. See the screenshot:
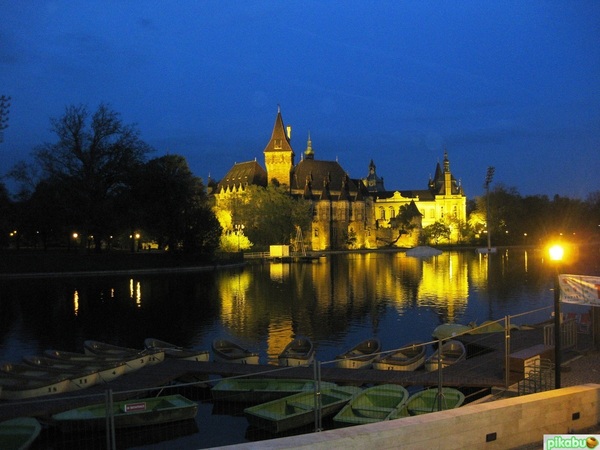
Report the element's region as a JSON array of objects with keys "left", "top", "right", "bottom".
[{"left": 1, "top": 1, "right": 599, "bottom": 199}]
